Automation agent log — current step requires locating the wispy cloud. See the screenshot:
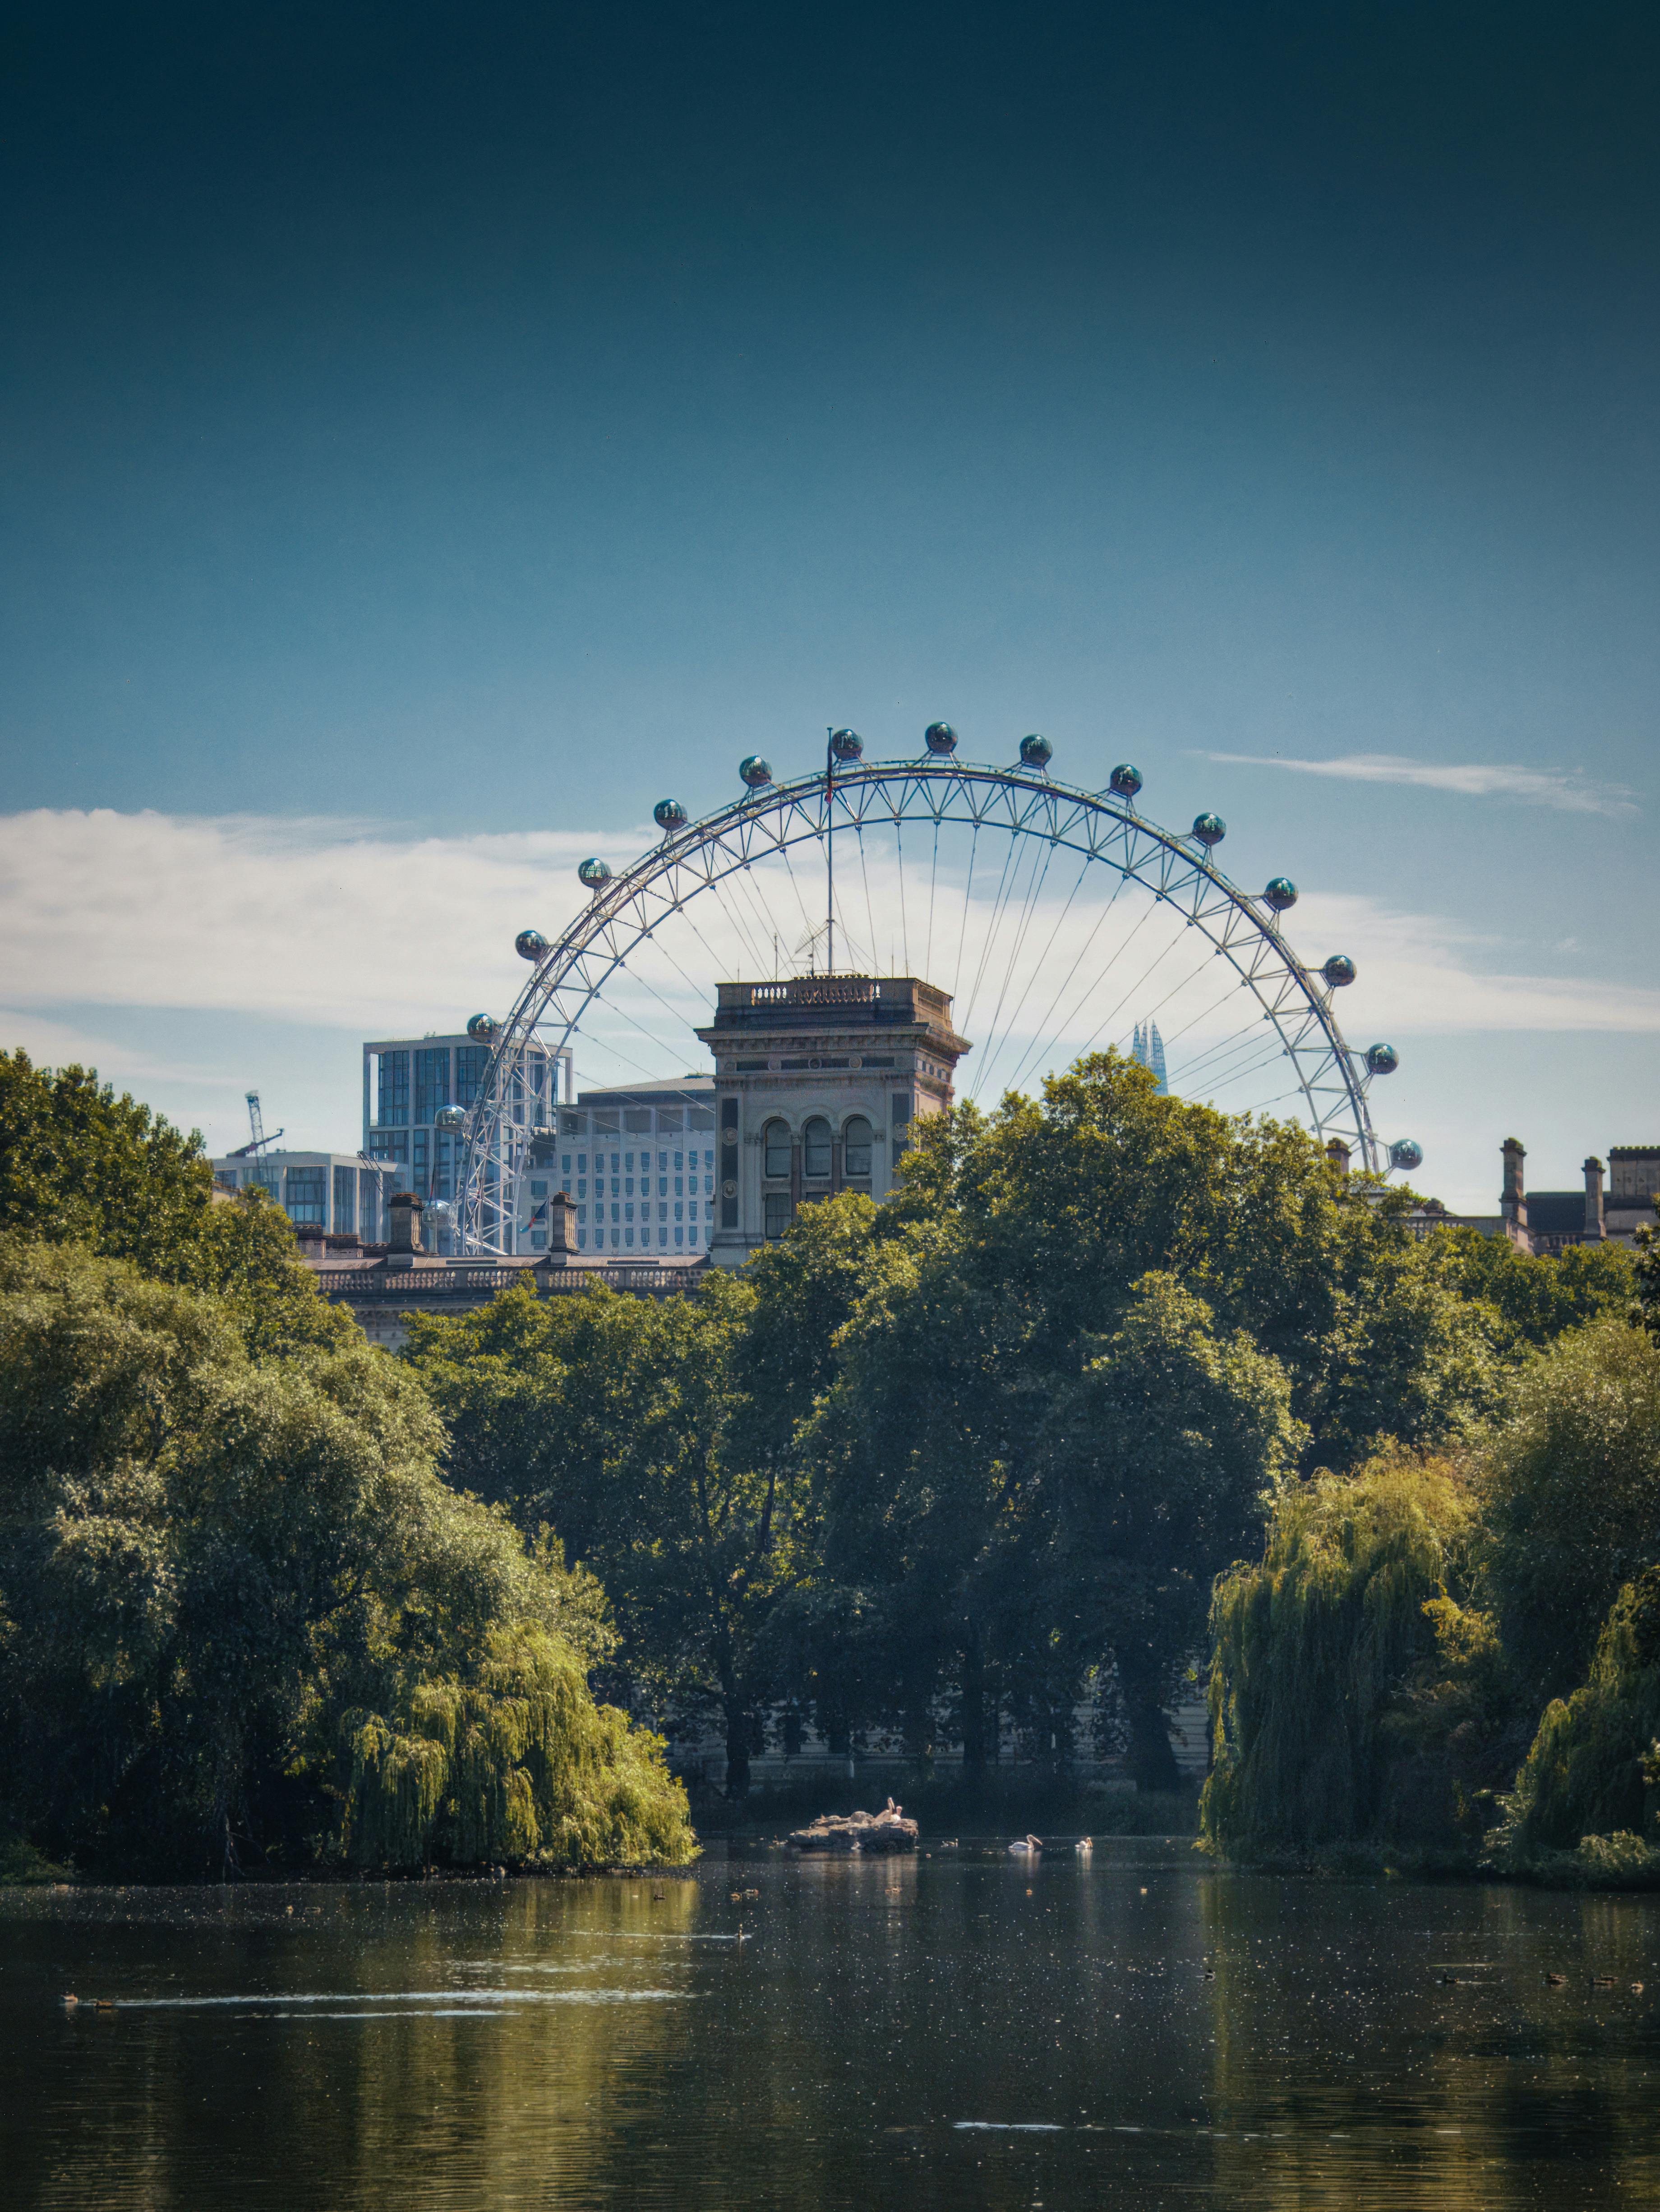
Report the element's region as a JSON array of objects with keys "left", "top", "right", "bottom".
[{"left": 1202, "top": 751, "right": 1638, "bottom": 817}]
